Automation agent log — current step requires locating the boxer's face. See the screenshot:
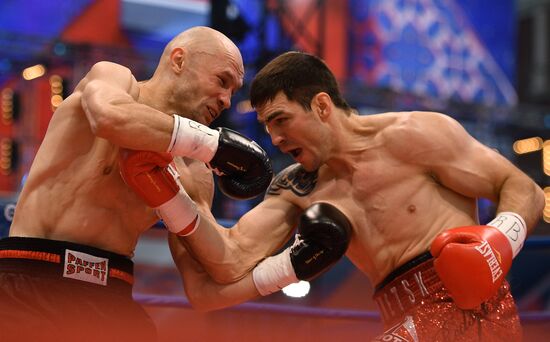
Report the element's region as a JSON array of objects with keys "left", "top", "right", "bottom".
[
  {"left": 257, "top": 92, "right": 328, "bottom": 171},
  {"left": 176, "top": 48, "right": 244, "bottom": 126}
]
